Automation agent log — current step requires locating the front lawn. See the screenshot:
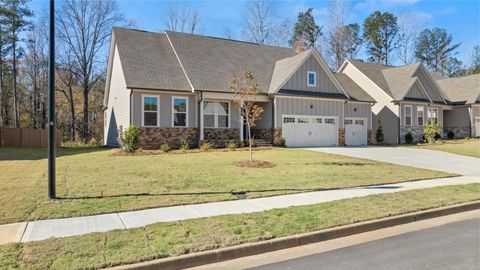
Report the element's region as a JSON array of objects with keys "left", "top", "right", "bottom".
[
  {"left": 0, "top": 146, "right": 453, "bottom": 224},
  {"left": 415, "top": 138, "right": 480, "bottom": 158},
  {"left": 1, "top": 184, "right": 478, "bottom": 270}
]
